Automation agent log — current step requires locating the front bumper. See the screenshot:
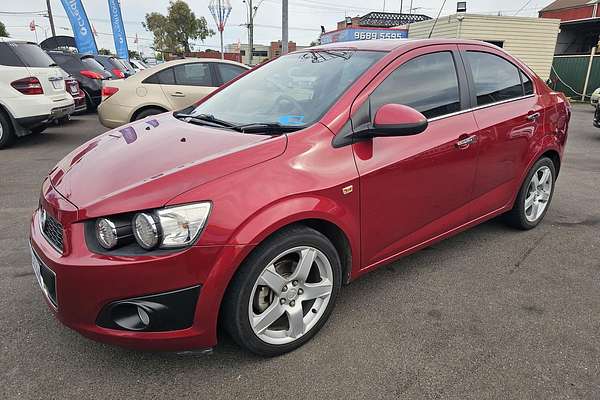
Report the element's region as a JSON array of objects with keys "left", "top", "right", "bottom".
[{"left": 29, "top": 182, "right": 250, "bottom": 351}]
